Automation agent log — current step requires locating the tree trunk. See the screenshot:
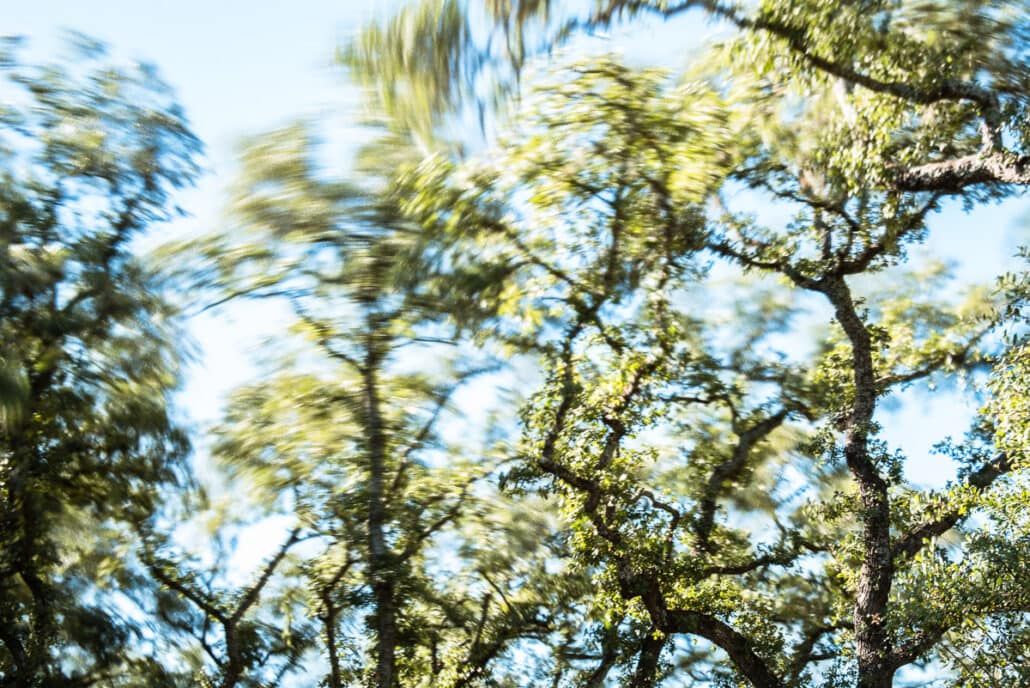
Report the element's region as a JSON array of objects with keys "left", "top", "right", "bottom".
[
  {"left": 362, "top": 351, "right": 398, "bottom": 688},
  {"left": 324, "top": 602, "right": 342, "bottom": 688},
  {"left": 822, "top": 277, "right": 894, "bottom": 688},
  {"left": 629, "top": 633, "right": 665, "bottom": 688}
]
